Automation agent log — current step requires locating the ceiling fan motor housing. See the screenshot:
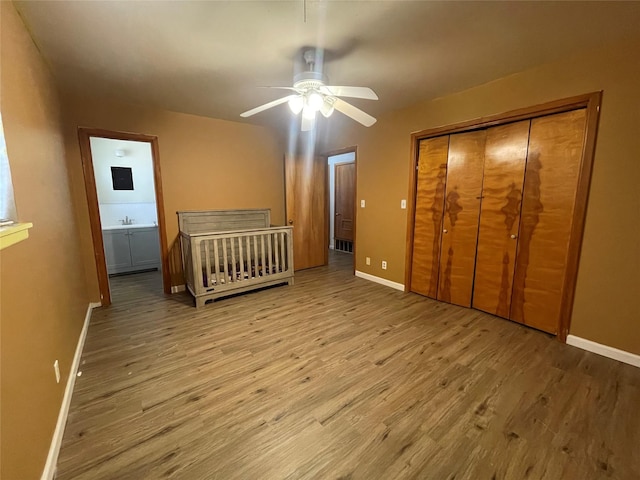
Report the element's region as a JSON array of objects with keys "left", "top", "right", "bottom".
[{"left": 293, "top": 71, "right": 329, "bottom": 89}]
